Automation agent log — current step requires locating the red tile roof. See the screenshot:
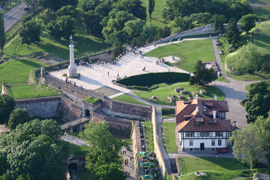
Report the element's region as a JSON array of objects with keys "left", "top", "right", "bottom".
[{"left": 176, "top": 98, "right": 231, "bottom": 132}]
